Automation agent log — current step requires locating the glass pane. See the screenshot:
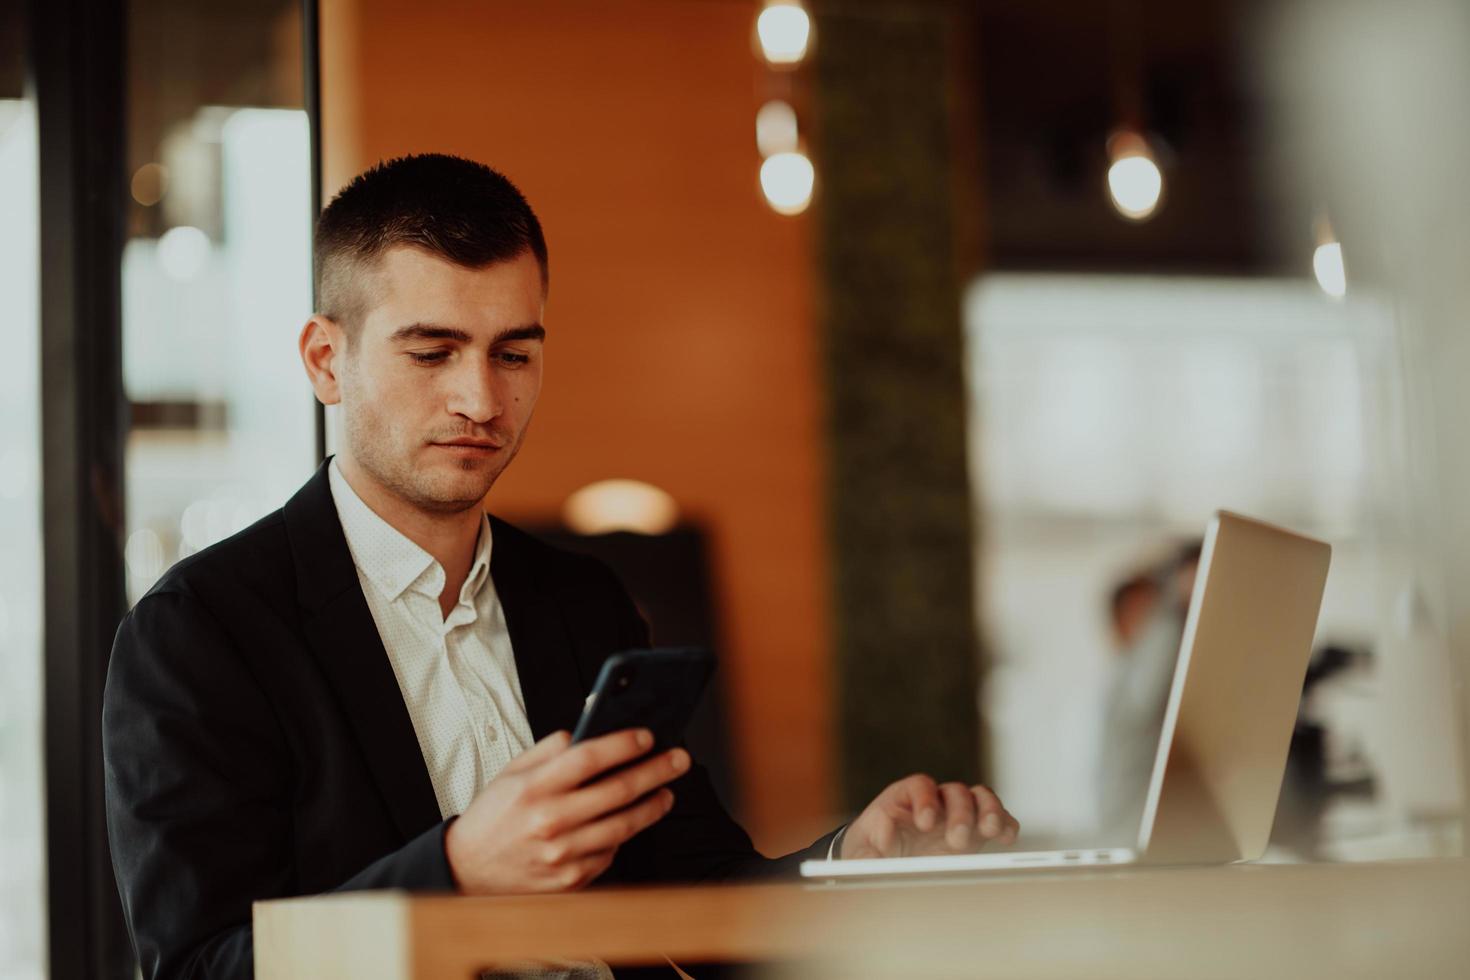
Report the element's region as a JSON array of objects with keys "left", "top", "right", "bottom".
[
  {"left": 122, "top": 0, "right": 315, "bottom": 602},
  {"left": 0, "top": 3, "right": 45, "bottom": 972}
]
